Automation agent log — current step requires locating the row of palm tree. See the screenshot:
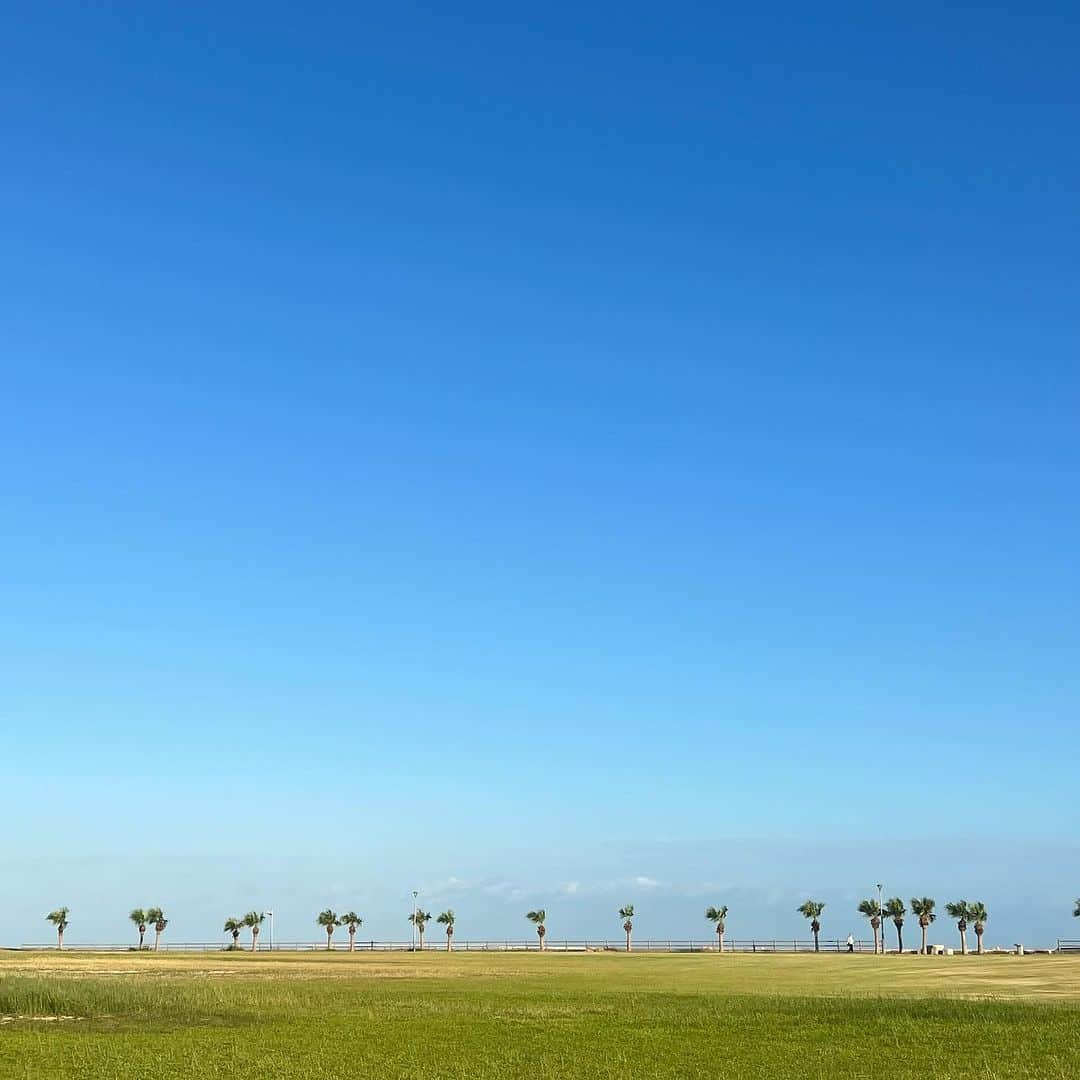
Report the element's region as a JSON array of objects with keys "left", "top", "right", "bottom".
[
  {"left": 44, "top": 898, "right": 1080, "bottom": 951},
  {"left": 797, "top": 897, "right": 992, "bottom": 954},
  {"left": 526, "top": 906, "right": 642, "bottom": 952},
  {"left": 223, "top": 911, "right": 265, "bottom": 951},
  {"left": 529, "top": 901, "right": 995, "bottom": 955},
  {"left": 46, "top": 906, "right": 170, "bottom": 950},
  {"left": 404, "top": 909, "right": 457, "bottom": 949},
  {"left": 315, "top": 910, "right": 366, "bottom": 950},
  {"left": 394, "top": 906, "right": 631, "bottom": 952},
  {"left": 129, "top": 908, "right": 169, "bottom": 950}
]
